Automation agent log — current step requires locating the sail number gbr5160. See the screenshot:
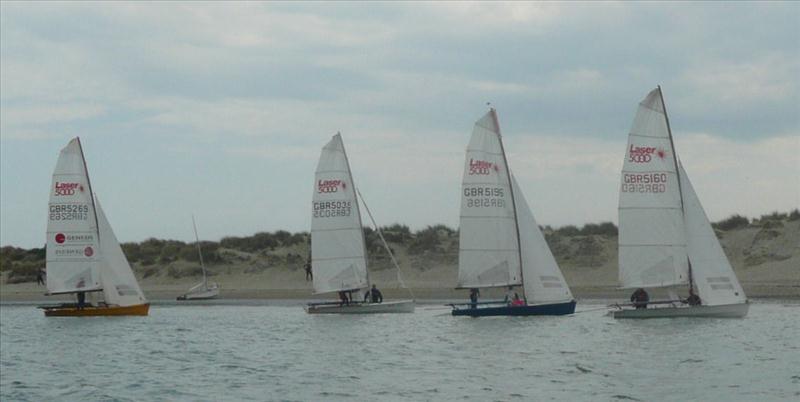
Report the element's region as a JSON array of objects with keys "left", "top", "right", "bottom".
[{"left": 621, "top": 173, "right": 668, "bottom": 193}]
